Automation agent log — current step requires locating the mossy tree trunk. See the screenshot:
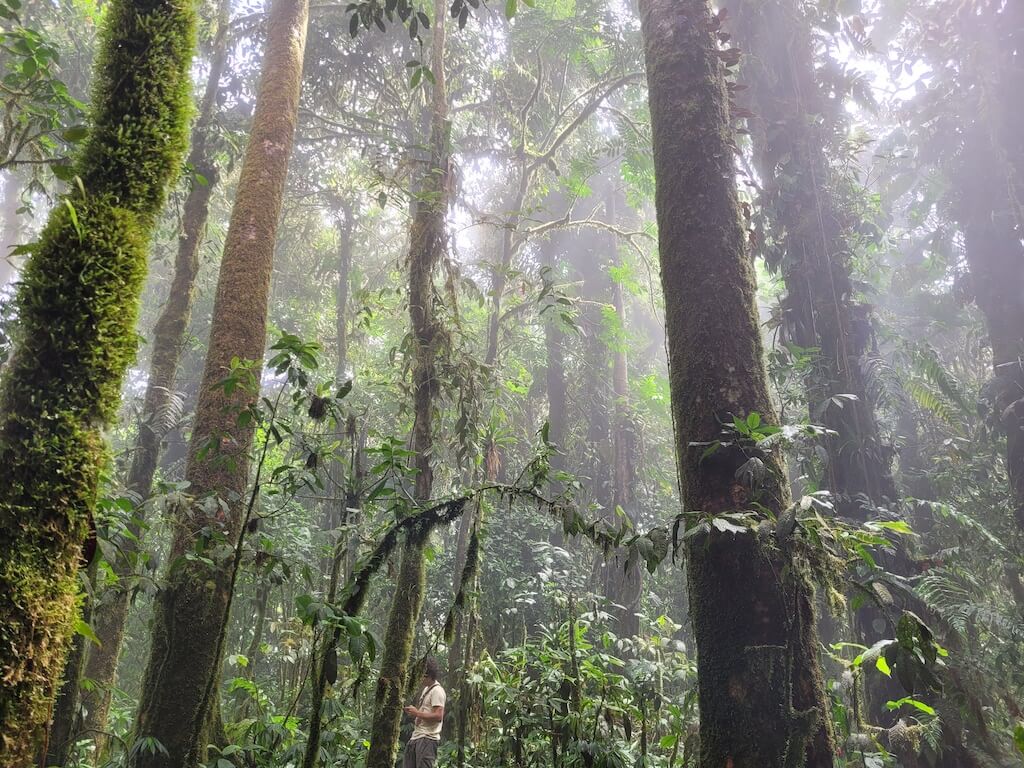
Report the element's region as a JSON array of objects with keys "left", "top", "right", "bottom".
[
  {"left": 0, "top": 0, "right": 196, "bottom": 759},
  {"left": 639, "top": 1, "right": 834, "bottom": 765},
  {"left": 365, "top": 3, "right": 450, "bottom": 767},
  {"left": 80, "top": 6, "right": 231, "bottom": 746},
  {"left": 731, "top": 0, "right": 897, "bottom": 521},
  {"left": 729, "top": 0, "right": 911, "bottom": 729},
  {"left": 42, "top": 561, "right": 97, "bottom": 767},
  {"left": 129, "top": 0, "right": 308, "bottom": 762}
]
